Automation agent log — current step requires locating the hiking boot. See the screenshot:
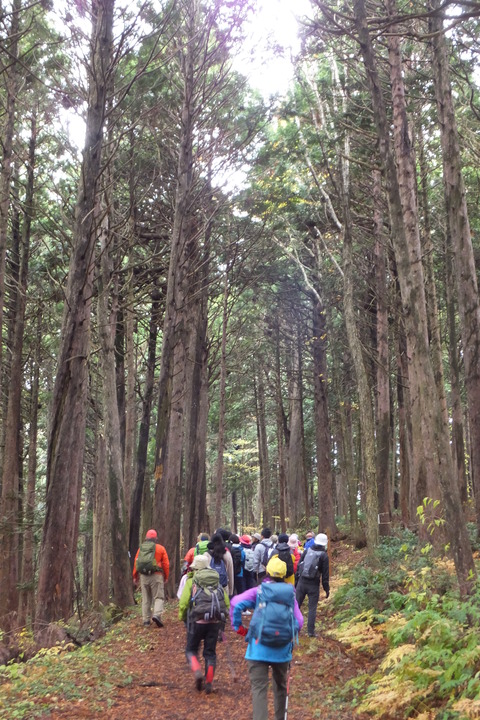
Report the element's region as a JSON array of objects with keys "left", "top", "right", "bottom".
[
  {"left": 152, "top": 615, "right": 164, "bottom": 628},
  {"left": 189, "top": 656, "right": 204, "bottom": 691},
  {"left": 195, "top": 670, "right": 204, "bottom": 691},
  {"left": 205, "top": 665, "right": 214, "bottom": 694},
  {"left": 143, "top": 620, "right": 150, "bottom": 627},
  {"left": 308, "top": 633, "right": 317, "bottom": 638}
]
